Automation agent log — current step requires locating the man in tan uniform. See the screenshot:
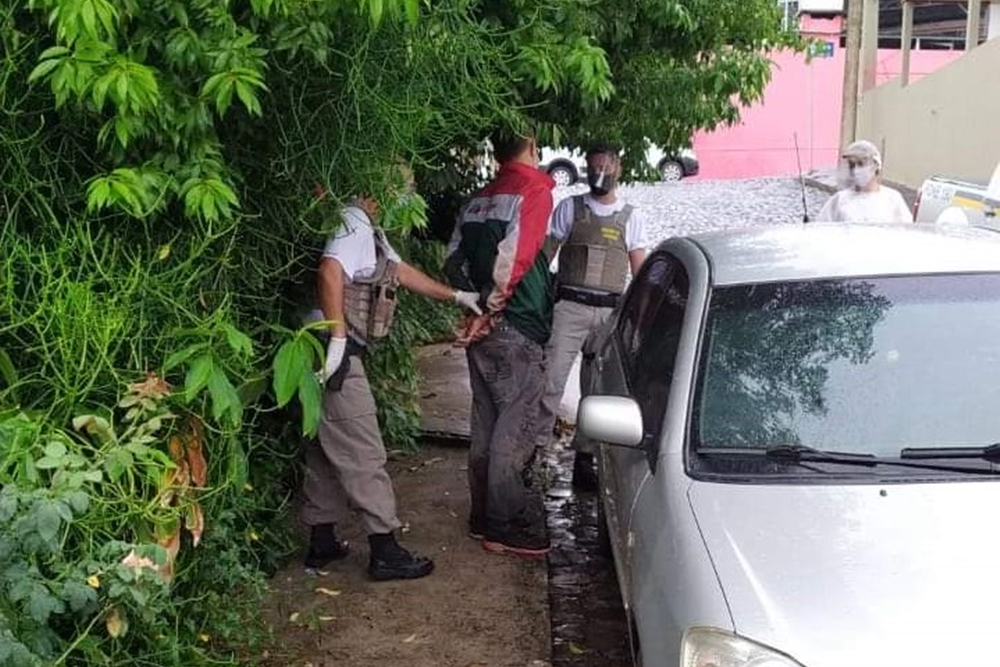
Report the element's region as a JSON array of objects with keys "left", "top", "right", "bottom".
[
  {"left": 539, "top": 144, "right": 650, "bottom": 489},
  {"left": 302, "top": 193, "right": 481, "bottom": 580}
]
